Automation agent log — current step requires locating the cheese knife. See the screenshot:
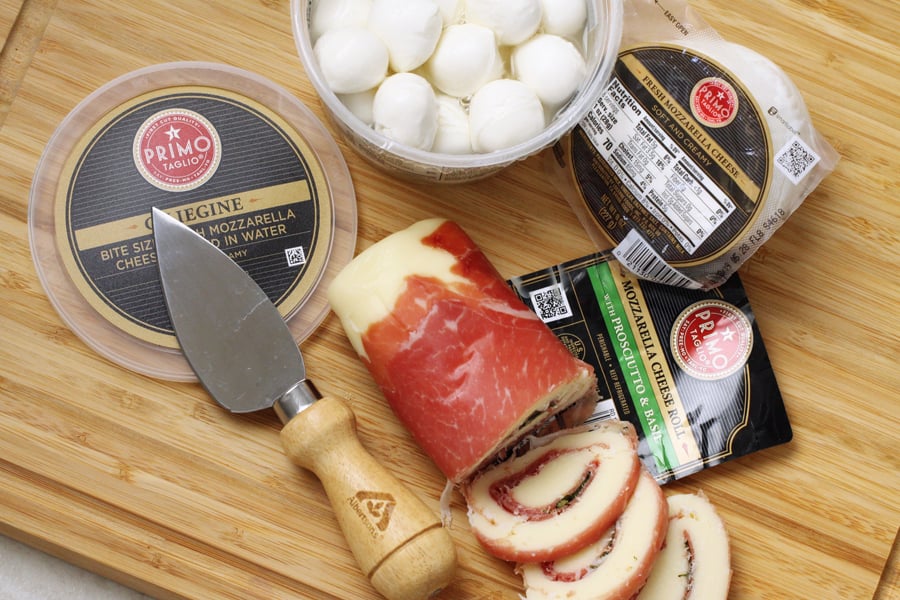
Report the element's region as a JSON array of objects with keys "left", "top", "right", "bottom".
[{"left": 151, "top": 208, "right": 456, "bottom": 600}]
